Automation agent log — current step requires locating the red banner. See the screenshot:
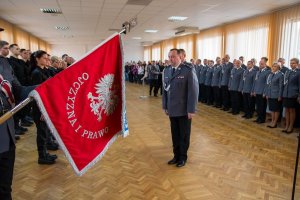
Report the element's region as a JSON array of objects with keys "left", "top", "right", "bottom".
[{"left": 30, "top": 33, "right": 128, "bottom": 176}]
